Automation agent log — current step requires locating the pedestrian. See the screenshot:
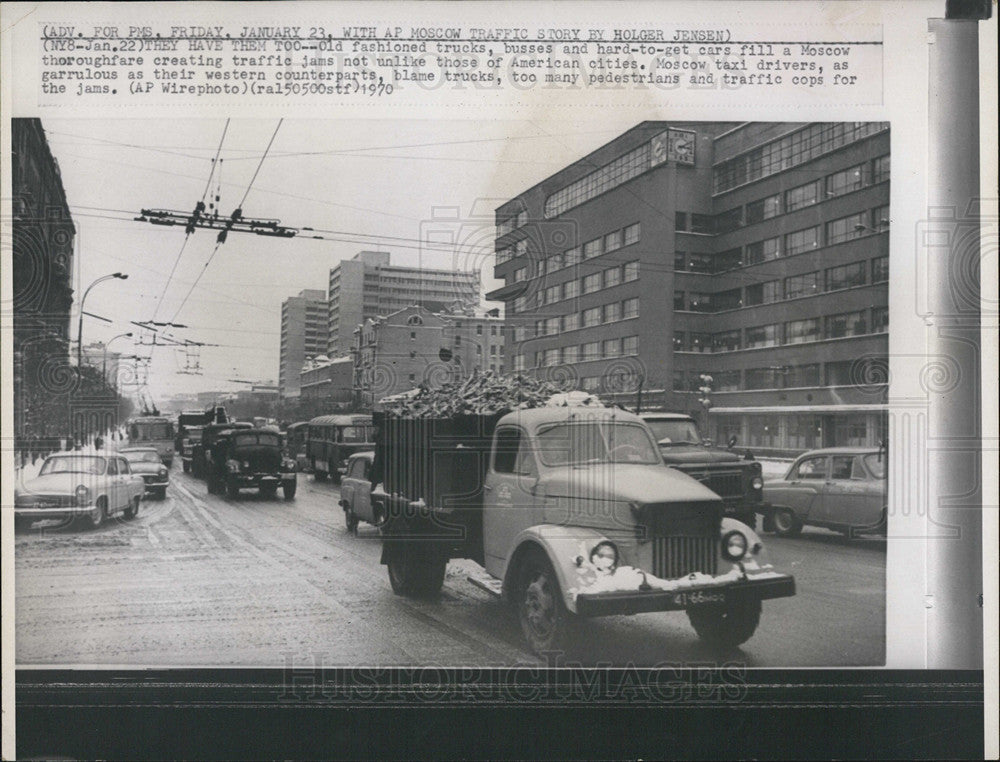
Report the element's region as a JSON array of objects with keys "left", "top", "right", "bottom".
[{"left": 95, "top": 435, "right": 104, "bottom": 450}]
